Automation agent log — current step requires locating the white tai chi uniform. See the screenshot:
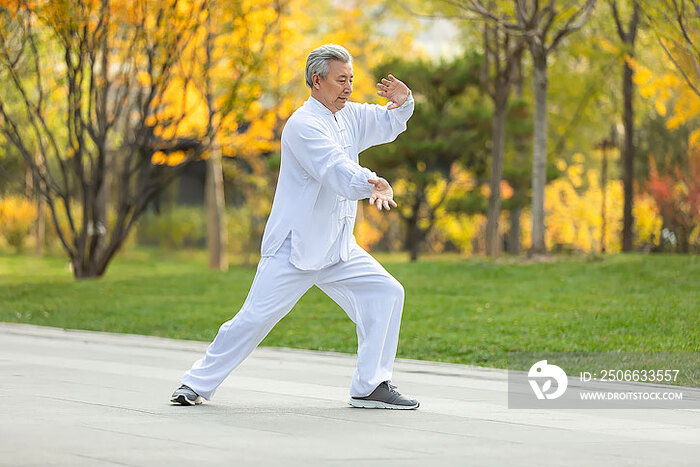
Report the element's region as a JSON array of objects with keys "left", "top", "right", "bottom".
[{"left": 181, "top": 92, "right": 414, "bottom": 400}]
